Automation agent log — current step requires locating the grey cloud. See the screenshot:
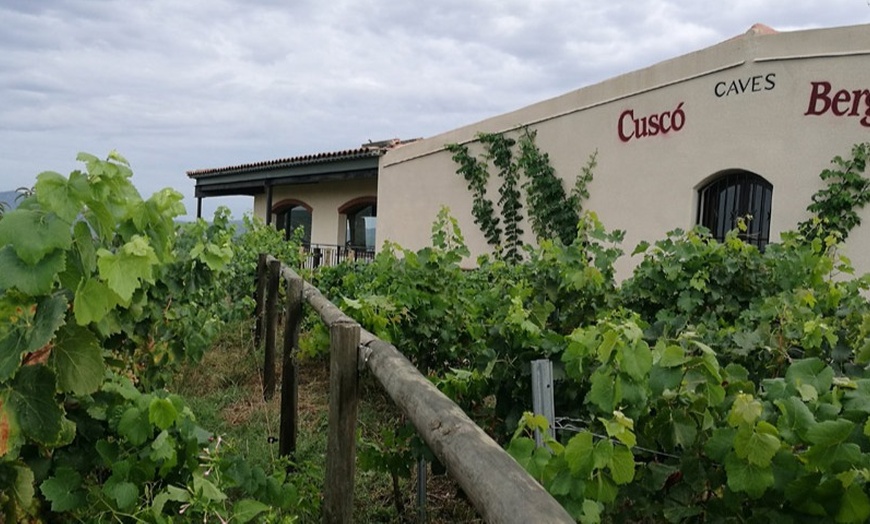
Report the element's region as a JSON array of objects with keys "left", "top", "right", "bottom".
[{"left": 0, "top": 0, "right": 867, "bottom": 218}]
